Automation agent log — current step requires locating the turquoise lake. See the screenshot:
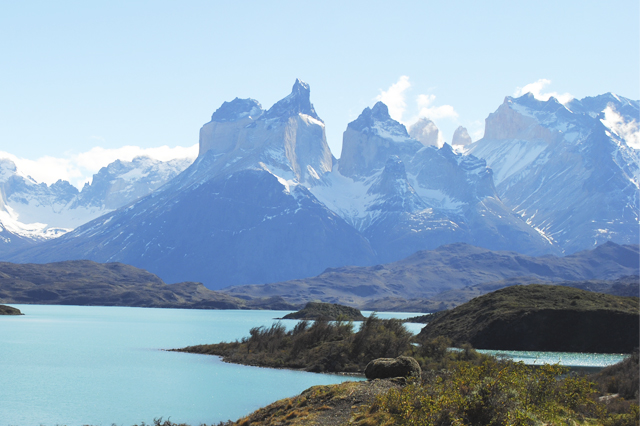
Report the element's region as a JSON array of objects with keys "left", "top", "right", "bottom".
[{"left": 0, "top": 305, "right": 628, "bottom": 426}]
